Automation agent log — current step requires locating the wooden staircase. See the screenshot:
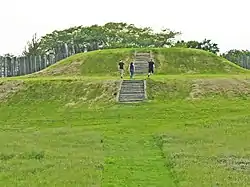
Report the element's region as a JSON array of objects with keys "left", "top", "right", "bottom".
[
  {"left": 134, "top": 52, "right": 151, "bottom": 75},
  {"left": 117, "top": 51, "right": 152, "bottom": 103},
  {"left": 118, "top": 80, "right": 146, "bottom": 103}
]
